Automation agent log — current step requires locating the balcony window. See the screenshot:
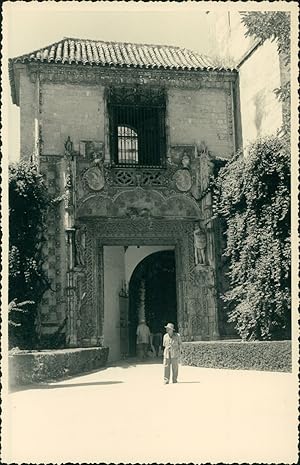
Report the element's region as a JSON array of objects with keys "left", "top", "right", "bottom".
[{"left": 108, "top": 87, "right": 166, "bottom": 168}]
